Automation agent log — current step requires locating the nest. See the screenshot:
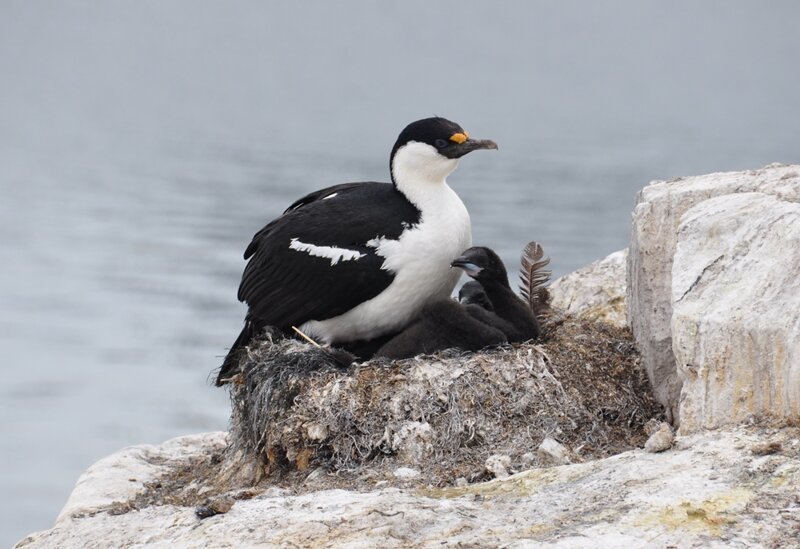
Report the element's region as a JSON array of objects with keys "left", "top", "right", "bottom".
[{"left": 225, "top": 315, "right": 663, "bottom": 488}]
